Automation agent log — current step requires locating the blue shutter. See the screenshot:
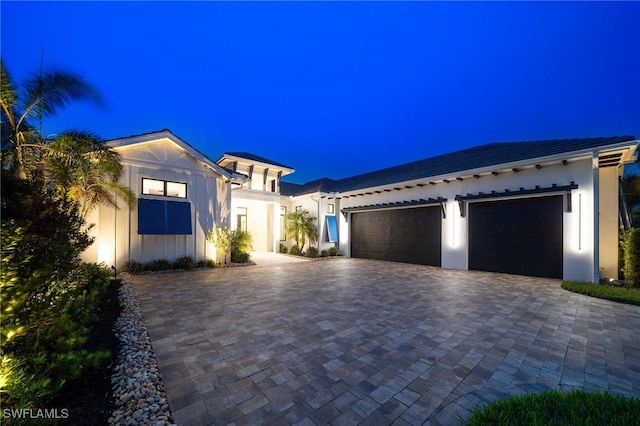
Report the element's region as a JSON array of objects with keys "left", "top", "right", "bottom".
[
  {"left": 166, "top": 200, "right": 192, "bottom": 234},
  {"left": 326, "top": 215, "right": 338, "bottom": 242},
  {"left": 138, "top": 199, "right": 192, "bottom": 235}
]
